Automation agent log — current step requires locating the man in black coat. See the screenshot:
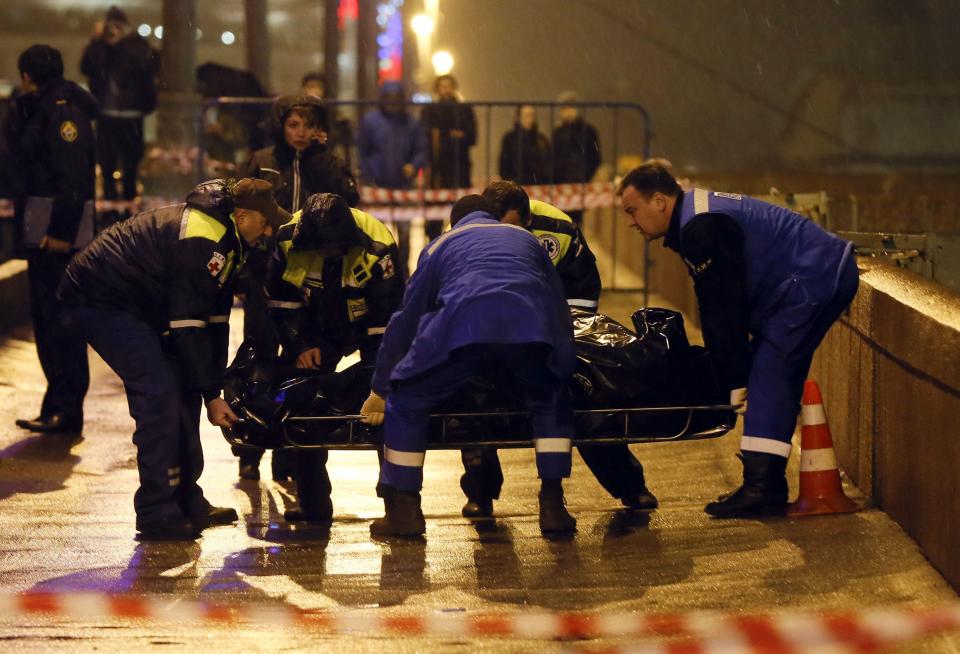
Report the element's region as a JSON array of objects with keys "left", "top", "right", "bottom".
[
  {"left": 58, "top": 178, "right": 287, "bottom": 540},
  {"left": 81, "top": 6, "right": 159, "bottom": 202},
  {"left": 551, "top": 91, "right": 601, "bottom": 225},
  {"left": 10, "top": 44, "right": 97, "bottom": 436}
]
